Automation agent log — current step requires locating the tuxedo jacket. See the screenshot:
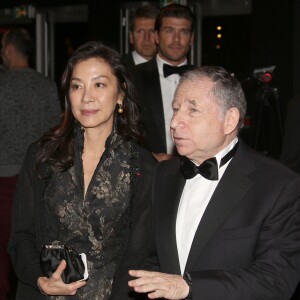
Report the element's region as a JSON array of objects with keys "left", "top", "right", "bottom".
[
  {"left": 152, "top": 140, "right": 300, "bottom": 300},
  {"left": 132, "top": 58, "right": 167, "bottom": 153}
]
